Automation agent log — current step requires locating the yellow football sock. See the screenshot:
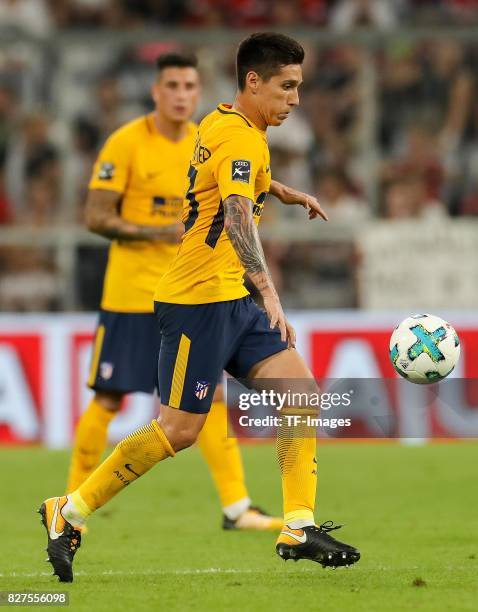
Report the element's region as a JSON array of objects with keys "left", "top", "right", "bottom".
[
  {"left": 73, "top": 420, "right": 175, "bottom": 514},
  {"left": 66, "top": 398, "right": 116, "bottom": 493},
  {"left": 277, "top": 412, "right": 317, "bottom": 525},
  {"left": 197, "top": 400, "right": 249, "bottom": 508}
]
